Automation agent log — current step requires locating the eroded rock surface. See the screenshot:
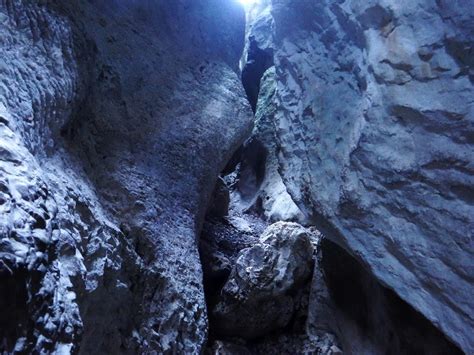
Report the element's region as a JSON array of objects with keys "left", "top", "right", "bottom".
[
  {"left": 235, "top": 2, "right": 303, "bottom": 223},
  {"left": 241, "top": 0, "right": 274, "bottom": 113},
  {"left": 271, "top": 0, "right": 474, "bottom": 352},
  {"left": 0, "top": 0, "right": 251, "bottom": 353},
  {"left": 212, "top": 222, "right": 314, "bottom": 339},
  {"left": 209, "top": 335, "right": 342, "bottom": 355},
  {"left": 2, "top": 0, "right": 473, "bottom": 353},
  {"left": 201, "top": 217, "right": 341, "bottom": 353},
  {"left": 237, "top": 67, "right": 304, "bottom": 223}
]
